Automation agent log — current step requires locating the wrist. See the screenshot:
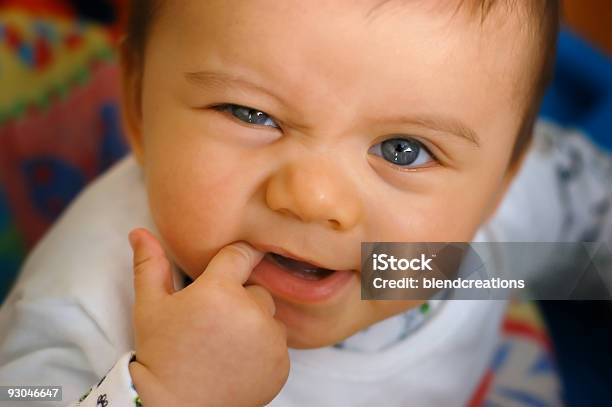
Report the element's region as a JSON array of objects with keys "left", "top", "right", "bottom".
[{"left": 129, "top": 360, "right": 189, "bottom": 407}]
